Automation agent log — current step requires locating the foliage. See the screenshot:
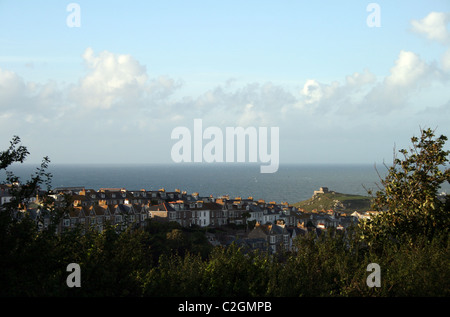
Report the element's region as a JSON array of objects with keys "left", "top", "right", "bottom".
[
  {"left": 1, "top": 134, "right": 449, "bottom": 297},
  {"left": 360, "top": 128, "right": 450, "bottom": 244},
  {"left": 294, "top": 191, "right": 372, "bottom": 213}
]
